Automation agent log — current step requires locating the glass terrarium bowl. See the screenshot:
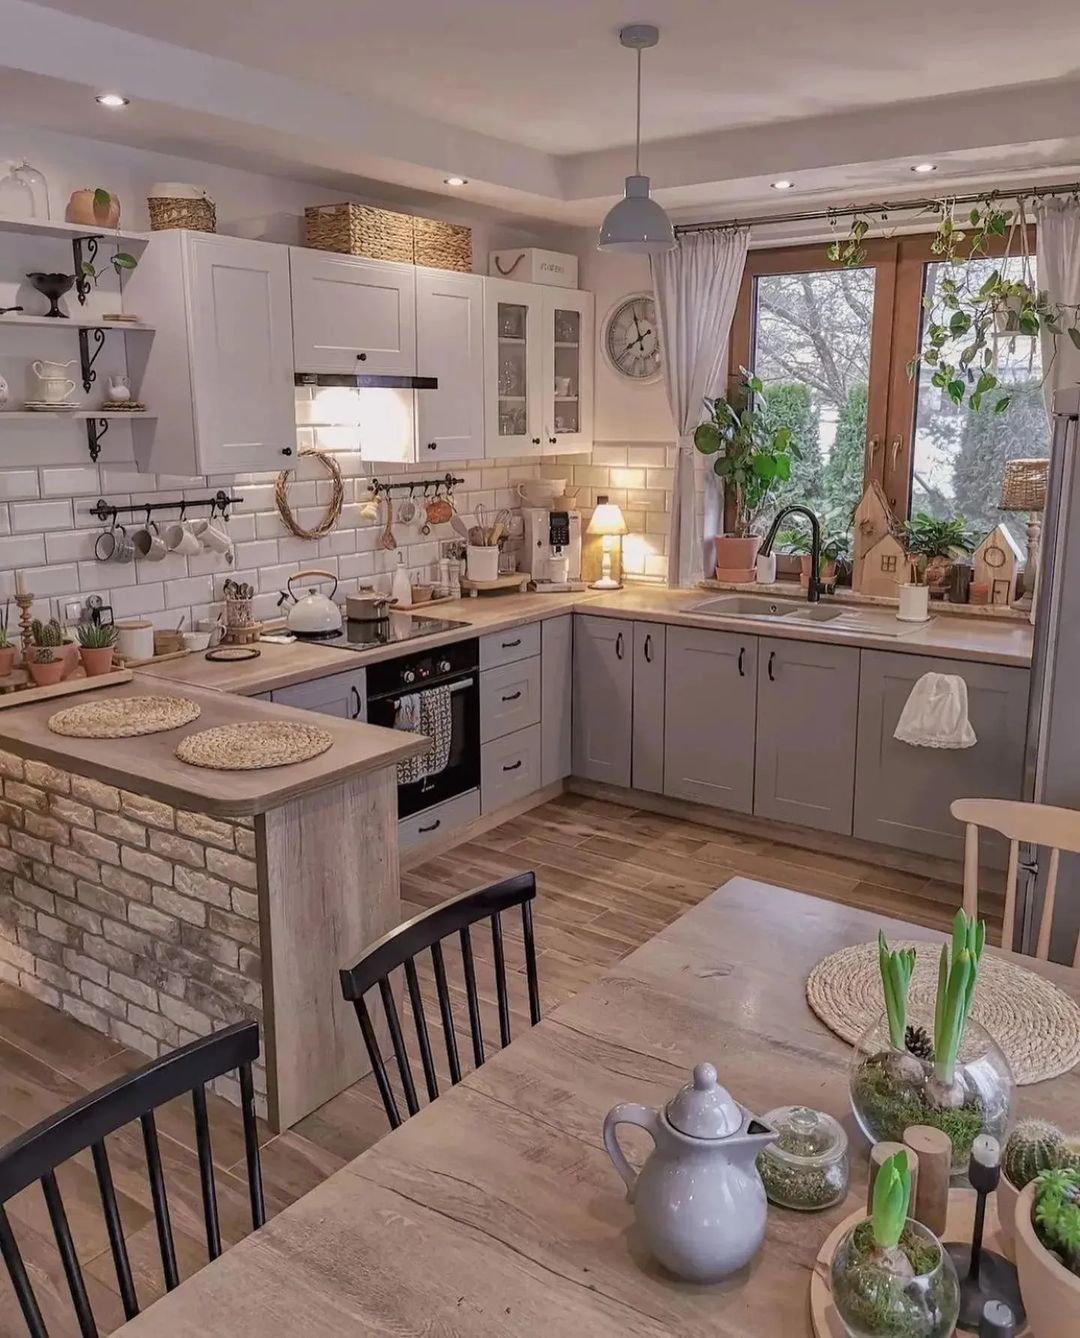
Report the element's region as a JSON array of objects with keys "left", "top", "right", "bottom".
[
  {"left": 830, "top": 1217, "right": 960, "bottom": 1338},
  {"left": 849, "top": 1007, "right": 1013, "bottom": 1173},
  {"left": 757, "top": 1105, "right": 849, "bottom": 1211}
]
